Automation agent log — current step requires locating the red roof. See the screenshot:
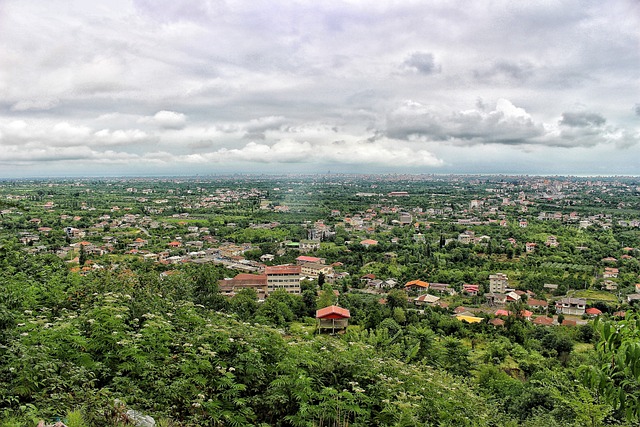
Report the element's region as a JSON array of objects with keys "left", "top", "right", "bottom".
[
  {"left": 316, "top": 305, "right": 351, "bottom": 319},
  {"left": 495, "top": 309, "right": 511, "bottom": 316},
  {"left": 296, "top": 255, "right": 322, "bottom": 263},
  {"left": 533, "top": 316, "right": 554, "bottom": 326},
  {"left": 586, "top": 307, "right": 602, "bottom": 315}
]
